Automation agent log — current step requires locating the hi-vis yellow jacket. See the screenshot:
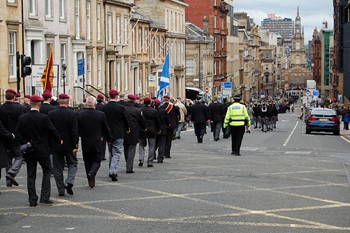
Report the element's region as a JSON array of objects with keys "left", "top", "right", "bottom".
[{"left": 223, "top": 102, "right": 251, "bottom": 128}]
